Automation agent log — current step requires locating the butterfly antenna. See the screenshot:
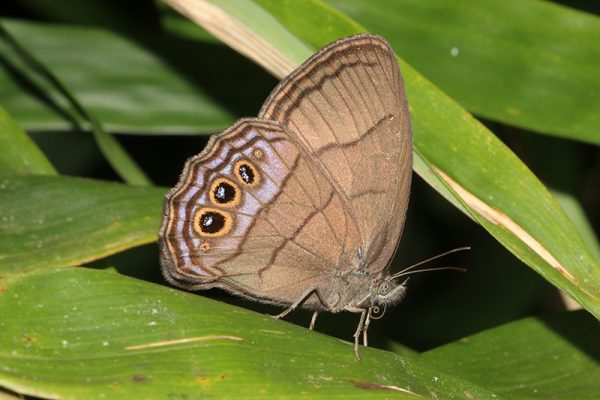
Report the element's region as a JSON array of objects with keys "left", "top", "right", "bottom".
[
  {"left": 391, "top": 246, "right": 470, "bottom": 279},
  {"left": 393, "top": 266, "right": 467, "bottom": 279}
]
